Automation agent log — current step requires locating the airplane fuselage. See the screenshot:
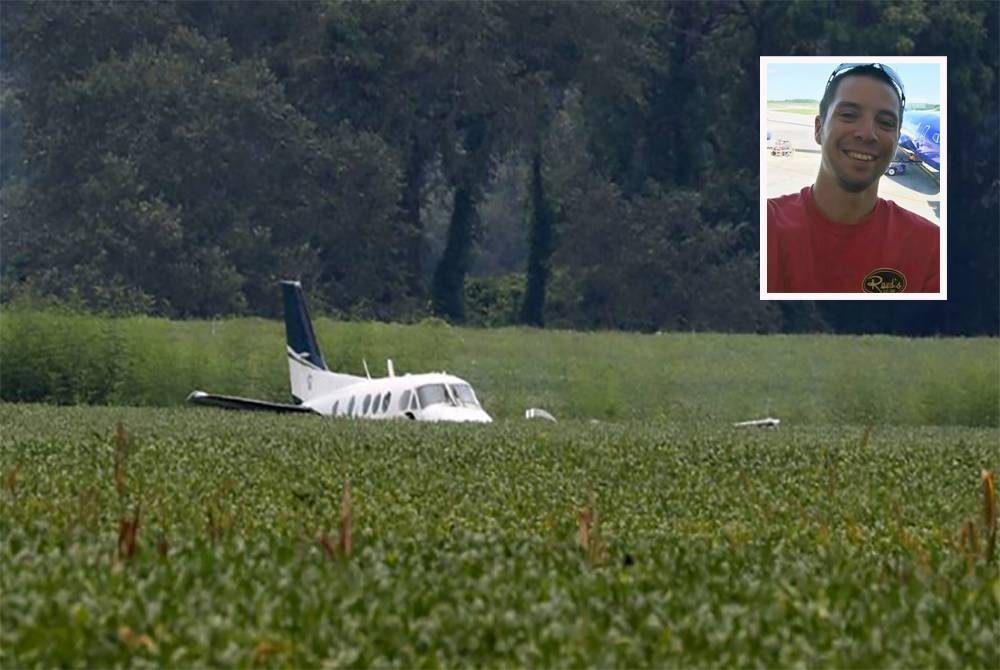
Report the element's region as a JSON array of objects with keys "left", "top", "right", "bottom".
[
  {"left": 899, "top": 110, "right": 940, "bottom": 173},
  {"left": 301, "top": 370, "right": 492, "bottom": 423}
]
